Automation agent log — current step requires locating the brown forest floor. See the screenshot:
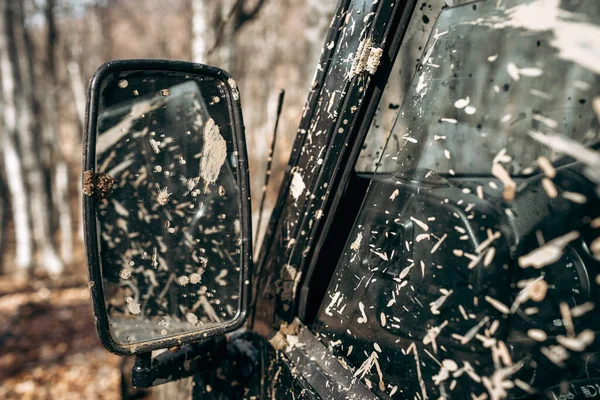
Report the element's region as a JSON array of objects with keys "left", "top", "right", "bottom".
[{"left": 0, "top": 259, "right": 124, "bottom": 399}]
